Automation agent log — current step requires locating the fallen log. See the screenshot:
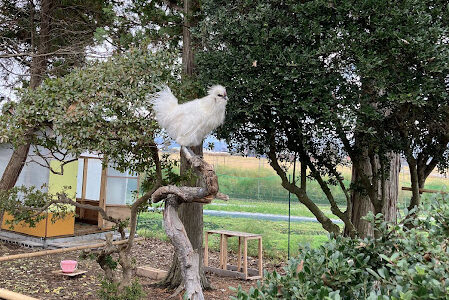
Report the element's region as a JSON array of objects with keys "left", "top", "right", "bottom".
[
  {"left": 0, "top": 237, "right": 144, "bottom": 262},
  {"left": 0, "top": 288, "right": 40, "bottom": 300}
]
